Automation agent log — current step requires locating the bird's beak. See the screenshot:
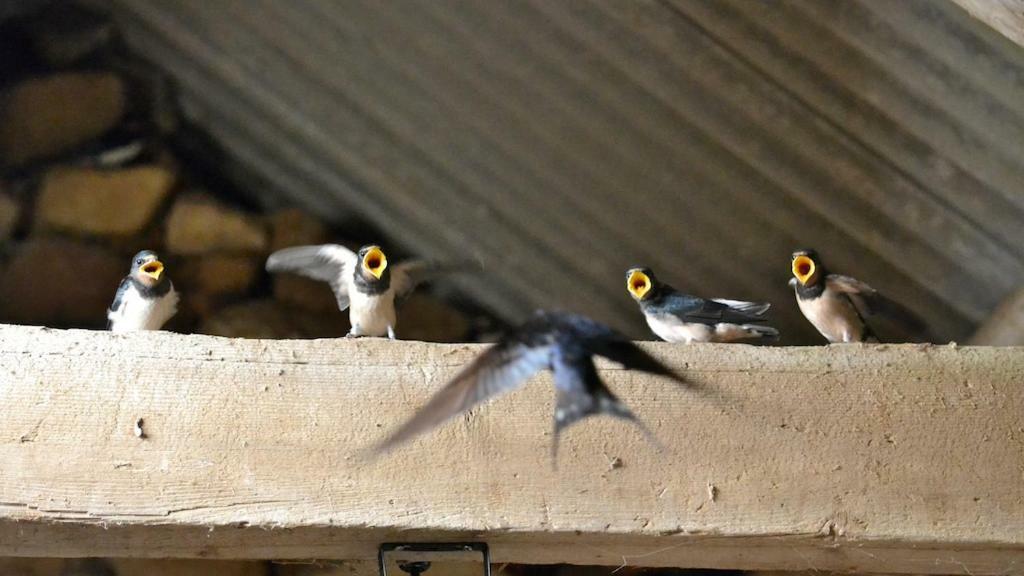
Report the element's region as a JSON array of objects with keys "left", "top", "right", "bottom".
[
  {"left": 792, "top": 255, "right": 815, "bottom": 286},
  {"left": 363, "top": 247, "right": 388, "bottom": 279},
  {"left": 141, "top": 260, "right": 164, "bottom": 281},
  {"left": 627, "top": 270, "right": 651, "bottom": 300}
]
